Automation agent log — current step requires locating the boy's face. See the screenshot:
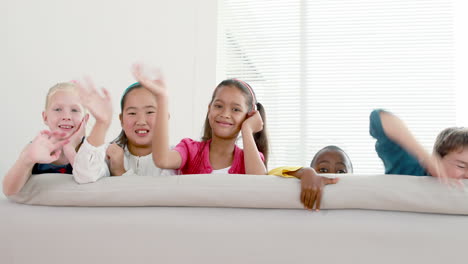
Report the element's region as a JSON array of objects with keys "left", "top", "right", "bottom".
[
  {"left": 441, "top": 147, "right": 468, "bottom": 179},
  {"left": 312, "top": 150, "right": 352, "bottom": 174},
  {"left": 42, "top": 90, "right": 85, "bottom": 139}
]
